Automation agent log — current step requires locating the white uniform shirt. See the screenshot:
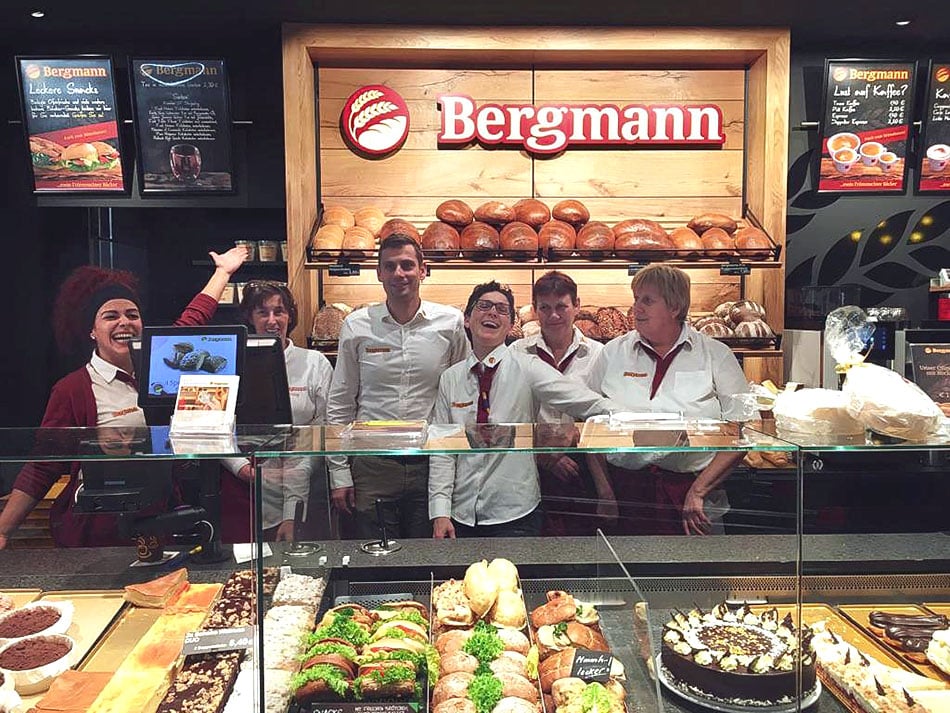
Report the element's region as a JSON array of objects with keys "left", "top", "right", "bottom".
[
  {"left": 585, "top": 324, "right": 749, "bottom": 472},
  {"left": 326, "top": 301, "right": 469, "bottom": 488},
  {"left": 223, "top": 342, "right": 333, "bottom": 527},
  {"left": 429, "top": 344, "right": 616, "bottom": 526},
  {"left": 510, "top": 327, "right": 604, "bottom": 423},
  {"left": 88, "top": 352, "right": 147, "bottom": 427}
]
